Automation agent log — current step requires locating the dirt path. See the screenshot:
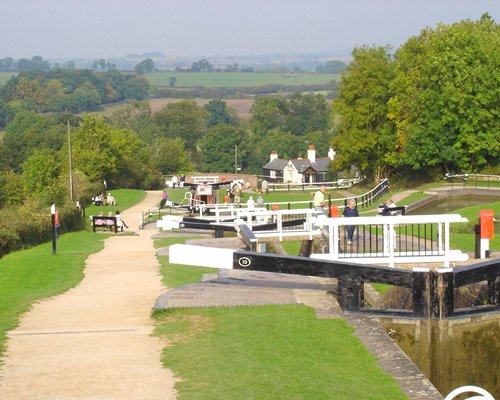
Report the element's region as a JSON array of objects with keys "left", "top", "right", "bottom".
[{"left": 0, "top": 191, "right": 177, "bottom": 400}]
